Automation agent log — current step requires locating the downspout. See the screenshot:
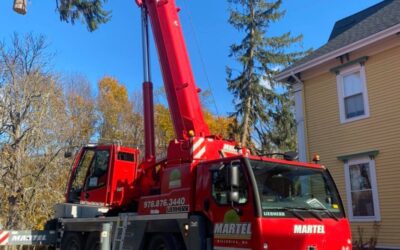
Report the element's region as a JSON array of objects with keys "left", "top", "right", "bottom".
[
  {"left": 290, "top": 71, "right": 303, "bottom": 85},
  {"left": 290, "top": 71, "right": 307, "bottom": 162}
]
